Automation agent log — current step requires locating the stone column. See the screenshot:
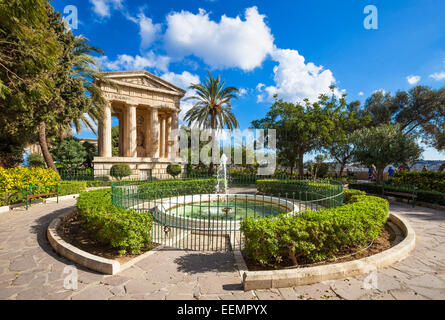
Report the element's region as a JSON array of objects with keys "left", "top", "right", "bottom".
[
  {"left": 101, "top": 102, "right": 112, "bottom": 157},
  {"left": 151, "top": 108, "right": 160, "bottom": 158},
  {"left": 170, "top": 111, "right": 179, "bottom": 159},
  {"left": 165, "top": 115, "right": 172, "bottom": 159},
  {"left": 97, "top": 119, "right": 103, "bottom": 157},
  {"left": 160, "top": 116, "right": 166, "bottom": 158},
  {"left": 144, "top": 109, "right": 151, "bottom": 157},
  {"left": 118, "top": 113, "right": 124, "bottom": 157},
  {"left": 128, "top": 105, "right": 137, "bottom": 158}
]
